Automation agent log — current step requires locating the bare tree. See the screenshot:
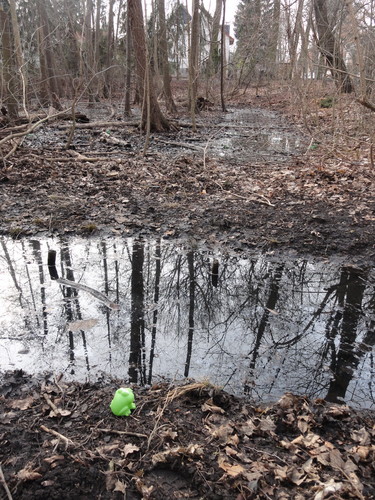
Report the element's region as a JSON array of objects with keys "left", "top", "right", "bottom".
[
  {"left": 0, "top": 0, "right": 19, "bottom": 118},
  {"left": 157, "top": 0, "right": 177, "bottom": 113},
  {"left": 313, "top": 0, "right": 354, "bottom": 93},
  {"left": 37, "top": 0, "right": 63, "bottom": 109},
  {"left": 208, "top": 0, "right": 222, "bottom": 77},
  {"left": 189, "top": 0, "right": 199, "bottom": 130},
  {"left": 128, "top": 0, "right": 170, "bottom": 131}
]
